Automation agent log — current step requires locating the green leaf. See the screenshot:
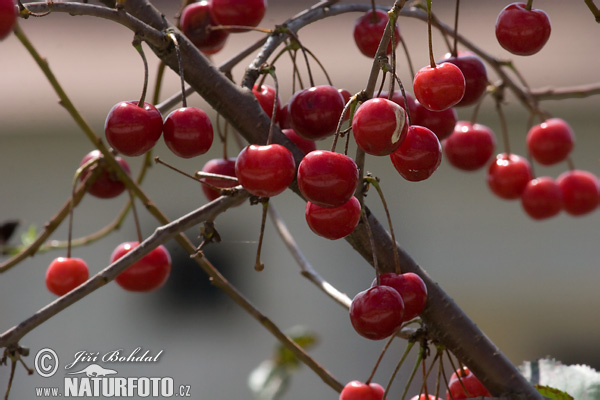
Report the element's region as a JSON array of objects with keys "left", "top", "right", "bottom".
[
  {"left": 535, "top": 385, "right": 574, "bottom": 400},
  {"left": 274, "top": 326, "right": 317, "bottom": 368},
  {"left": 520, "top": 358, "right": 600, "bottom": 400},
  {"left": 20, "top": 224, "right": 37, "bottom": 247}
]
